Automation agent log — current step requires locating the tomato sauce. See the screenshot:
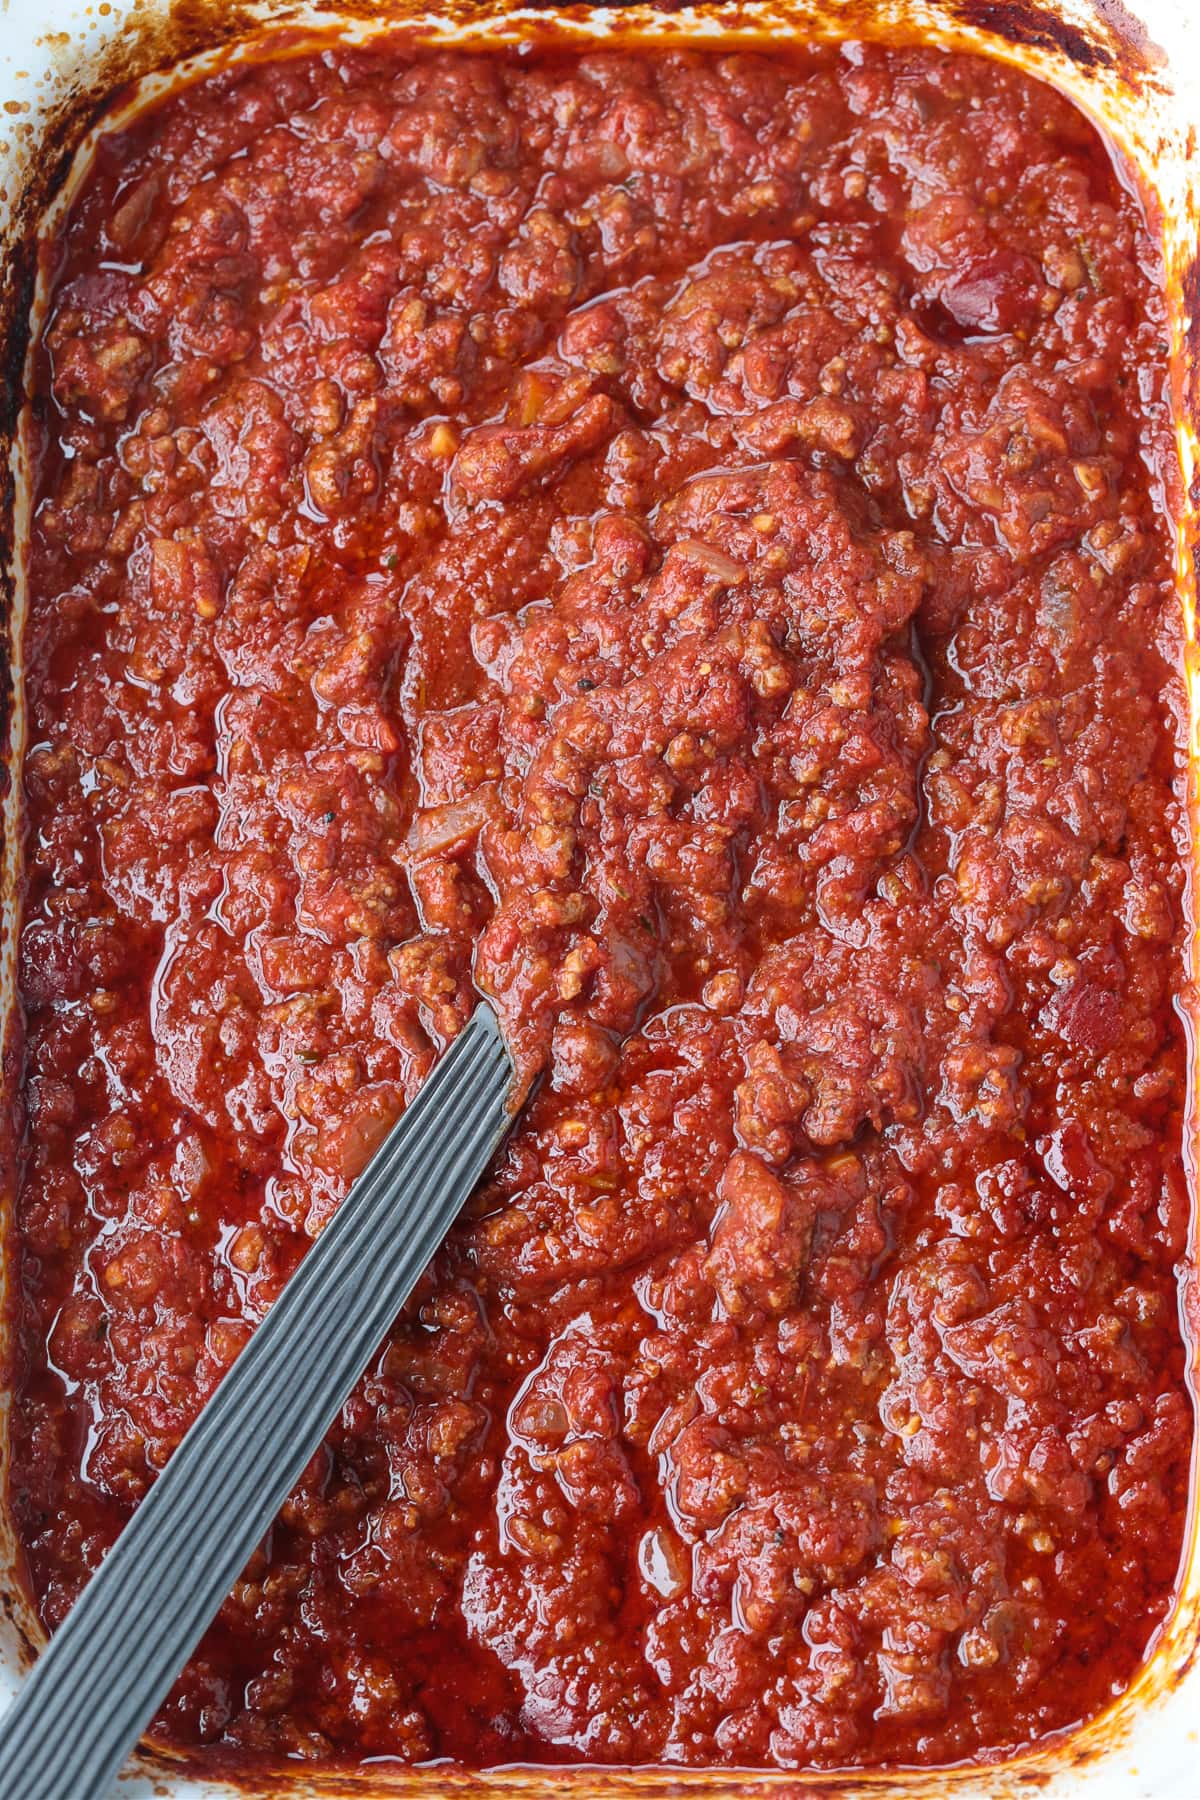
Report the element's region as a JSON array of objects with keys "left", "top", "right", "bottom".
[{"left": 7, "top": 38, "right": 1194, "bottom": 1773}]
